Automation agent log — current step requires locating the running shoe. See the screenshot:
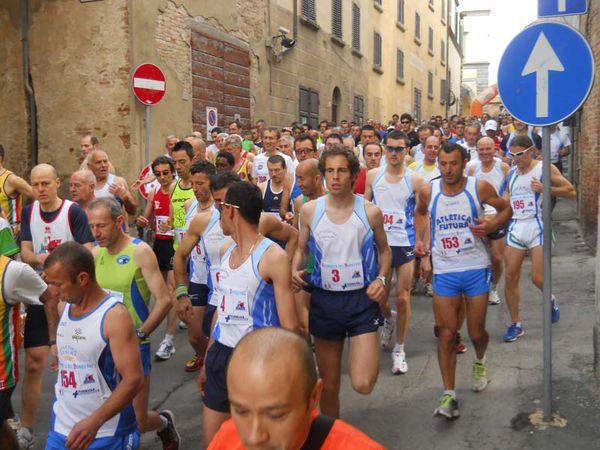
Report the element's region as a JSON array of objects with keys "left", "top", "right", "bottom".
[
  {"left": 488, "top": 288, "right": 501, "bottom": 305},
  {"left": 185, "top": 354, "right": 203, "bottom": 372},
  {"left": 157, "top": 410, "right": 181, "bottom": 450},
  {"left": 7, "top": 414, "right": 20, "bottom": 432},
  {"left": 456, "top": 332, "right": 467, "bottom": 354},
  {"left": 379, "top": 310, "right": 397, "bottom": 350},
  {"left": 17, "top": 427, "right": 34, "bottom": 450},
  {"left": 503, "top": 323, "right": 524, "bottom": 342},
  {"left": 155, "top": 339, "right": 176, "bottom": 361},
  {"left": 551, "top": 297, "right": 560, "bottom": 324},
  {"left": 434, "top": 394, "right": 459, "bottom": 419},
  {"left": 391, "top": 351, "right": 408, "bottom": 375},
  {"left": 178, "top": 321, "right": 188, "bottom": 330},
  {"left": 410, "top": 278, "right": 419, "bottom": 294},
  {"left": 471, "top": 361, "right": 489, "bottom": 392},
  {"left": 425, "top": 283, "right": 433, "bottom": 297}
]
